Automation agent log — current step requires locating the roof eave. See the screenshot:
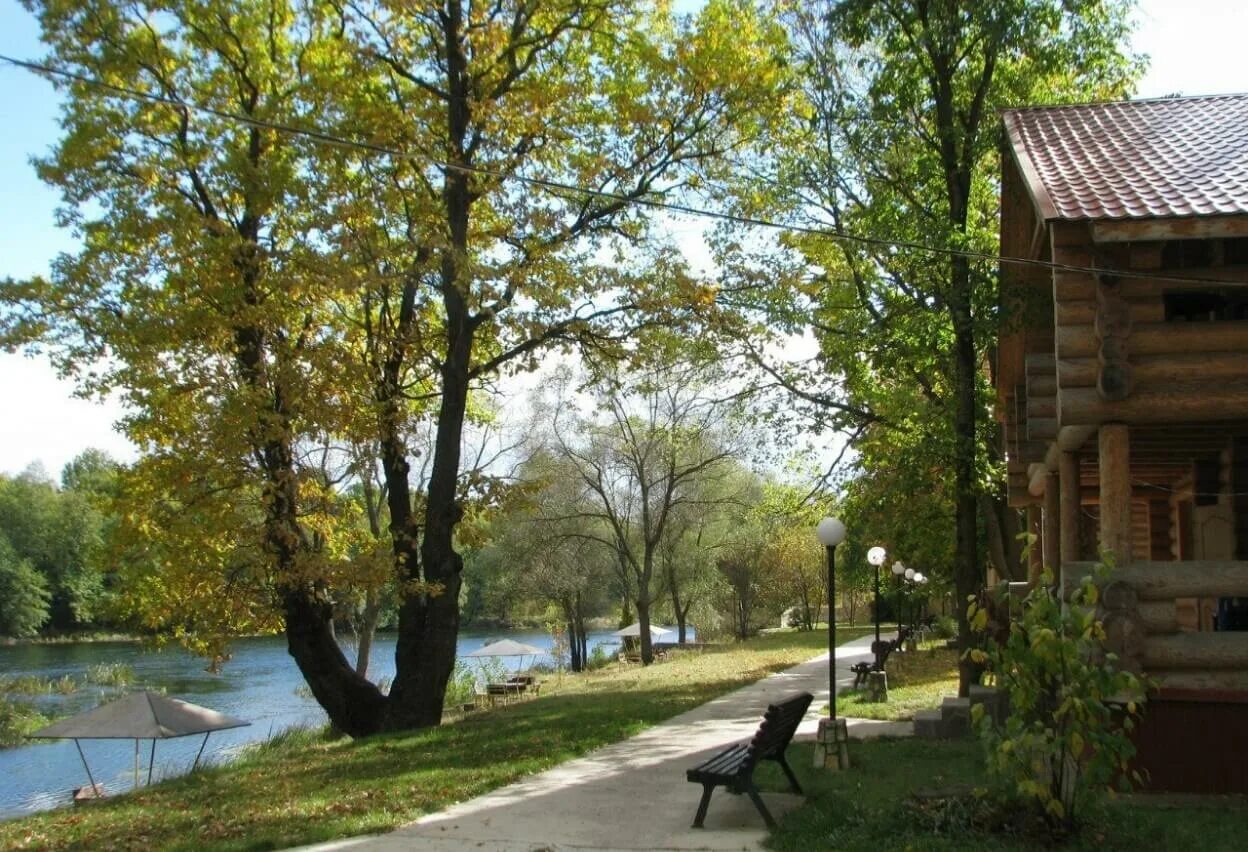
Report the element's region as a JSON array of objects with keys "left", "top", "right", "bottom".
[{"left": 1002, "top": 111, "right": 1060, "bottom": 225}]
